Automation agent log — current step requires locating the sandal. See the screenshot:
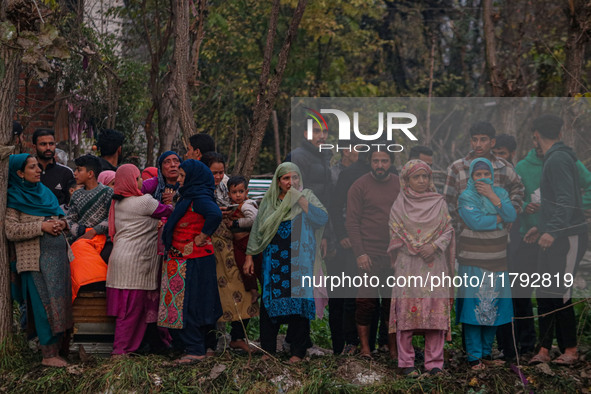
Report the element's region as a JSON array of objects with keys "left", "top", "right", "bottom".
[
  {"left": 229, "top": 339, "right": 251, "bottom": 352},
  {"left": 427, "top": 367, "right": 443, "bottom": 376},
  {"left": 528, "top": 353, "right": 551, "bottom": 365},
  {"left": 401, "top": 367, "right": 420, "bottom": 377},
  {"left": 552, "top": 353, "right": 578, "bottom": 366},
  {"left": 205, "top": 348, "right": 216, "bottom": 357},
  {"left": 358, "top": 352, "right": 373, "bottom": 360},
  {"left": 341, "top": 344, "right": 358, "bottom": 356},
  {"left": 469, "top": 360, "right": 485, "bottom": 370},
  {"left": 174, "top": 354, "right": 205, "bottom": 365},
  {"left": 482, "top": 358, "right": 505, "bottom": 367}
]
